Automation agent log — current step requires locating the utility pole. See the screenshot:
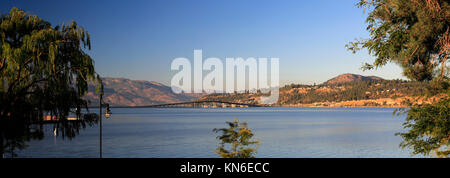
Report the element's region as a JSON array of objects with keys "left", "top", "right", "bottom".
[{"left": 99, "top": 94, "right": 102, "bottom": 158}]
